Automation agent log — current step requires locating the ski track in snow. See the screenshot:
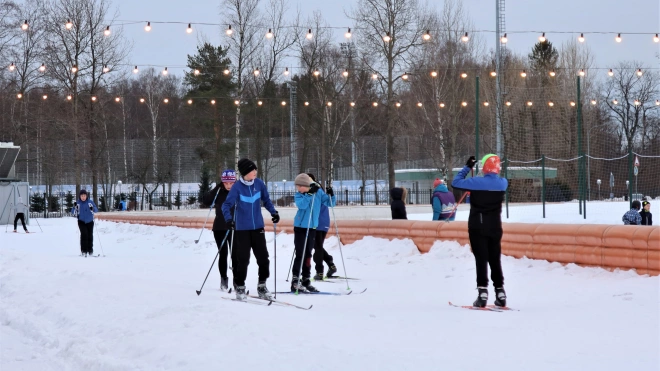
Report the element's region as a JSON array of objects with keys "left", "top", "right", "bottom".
[{"left": 1, "top": 219, "right": 658, "bottom": 370}]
